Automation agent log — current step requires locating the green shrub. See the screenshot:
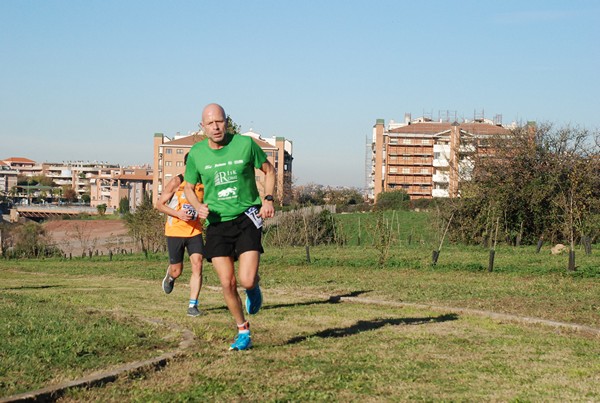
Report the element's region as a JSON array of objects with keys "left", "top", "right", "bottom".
[{"left": 374, "top": 190, "right": 410, "bottom": 211}]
